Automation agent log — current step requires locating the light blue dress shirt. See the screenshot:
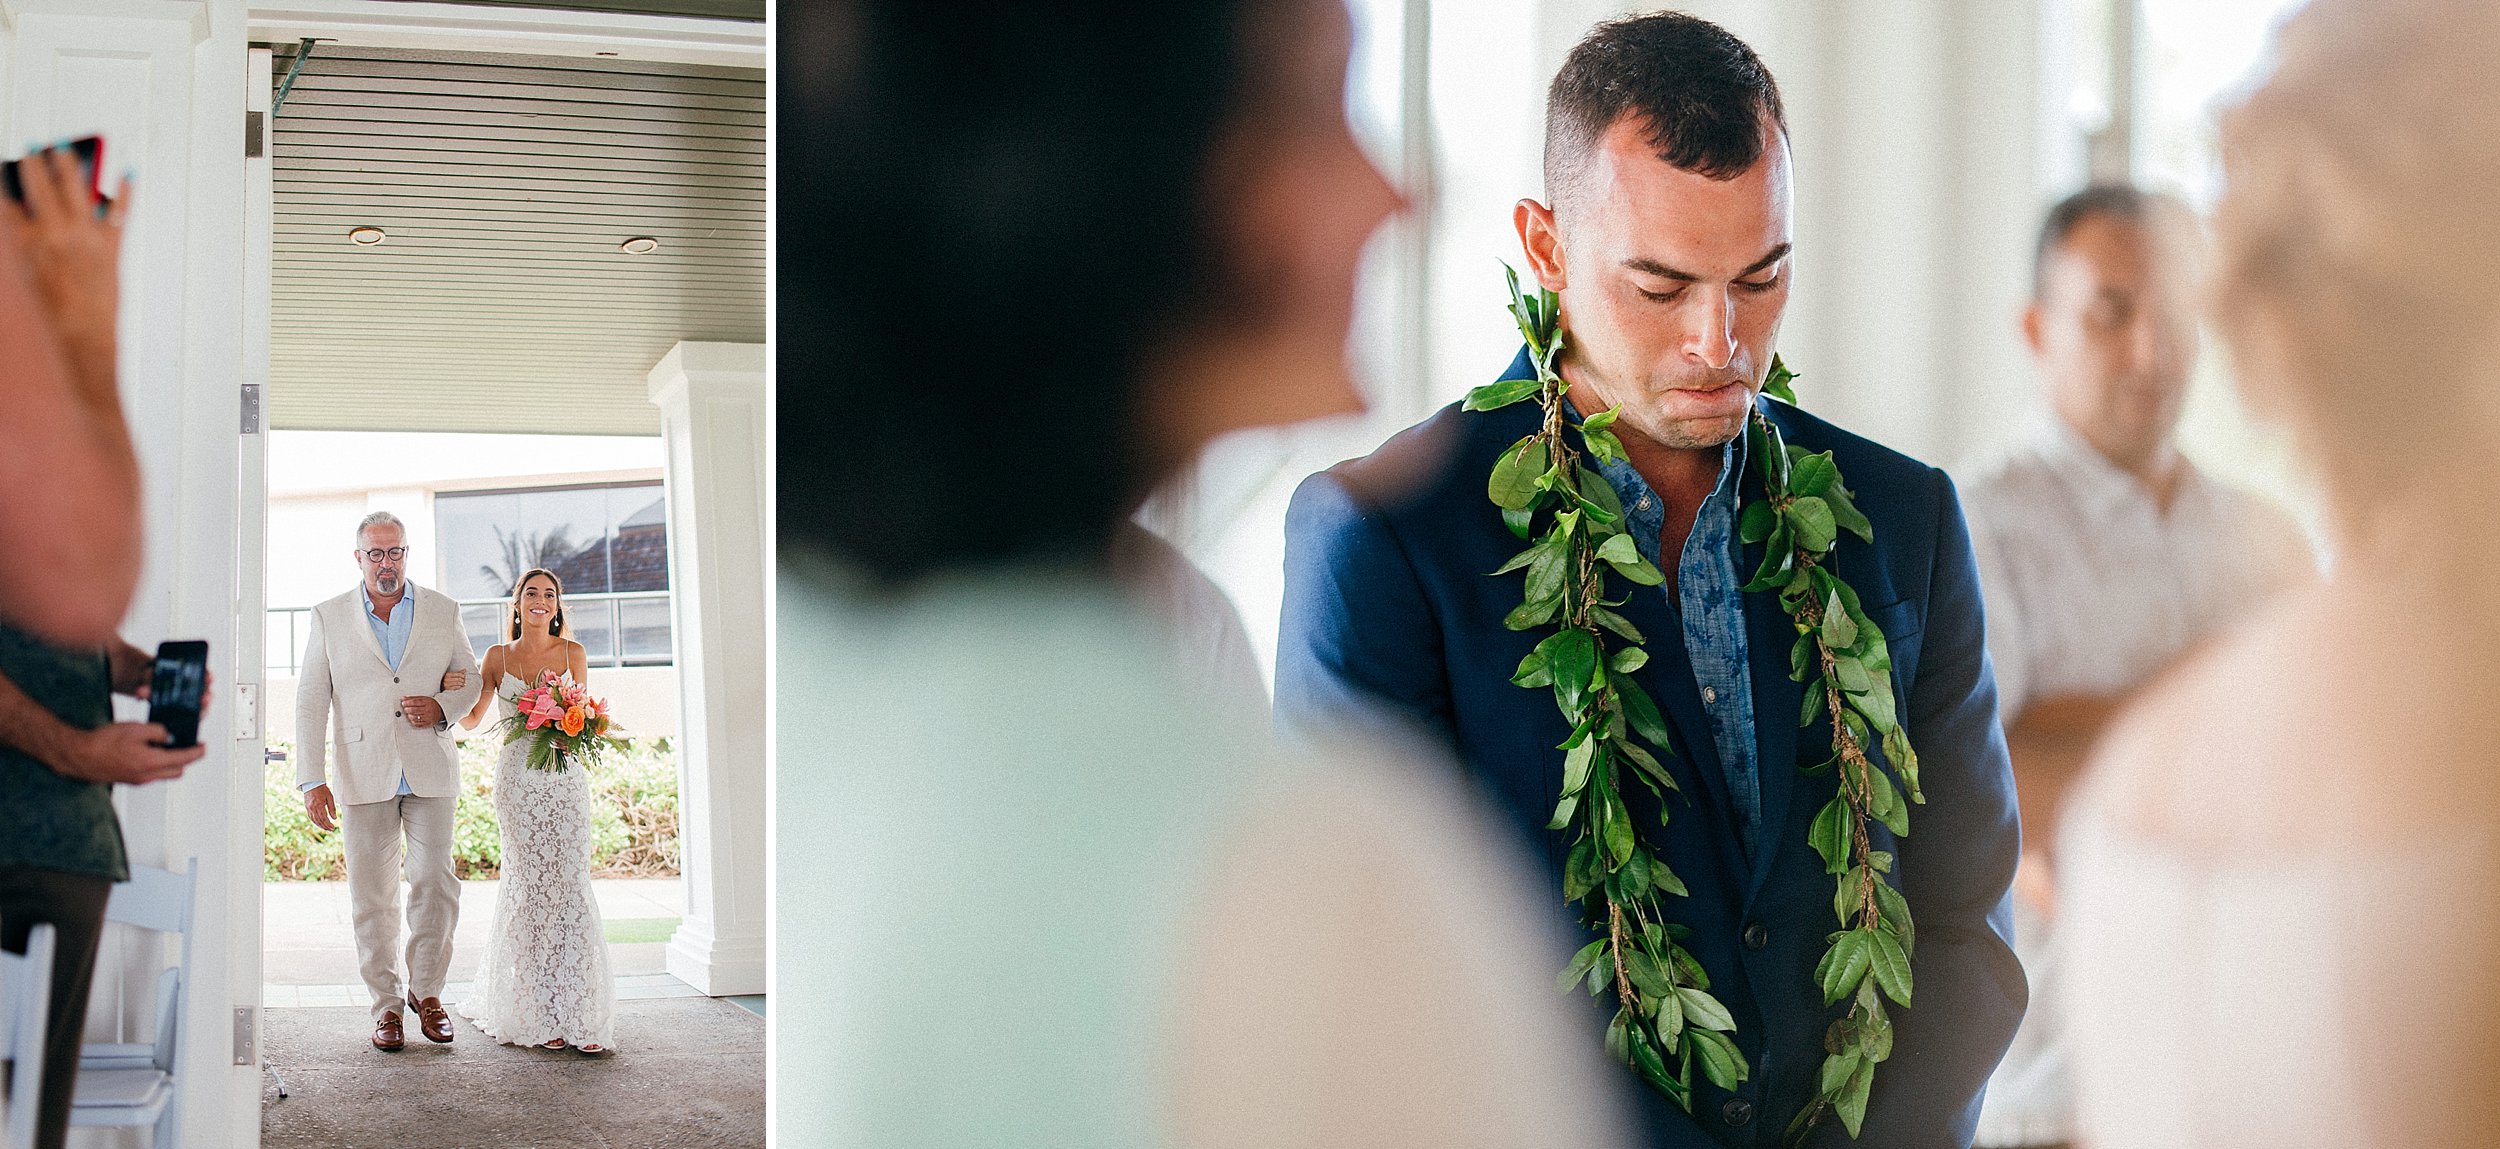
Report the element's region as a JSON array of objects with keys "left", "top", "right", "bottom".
[
  {"left": 1577, "top": 407, "right": 1763, "bottom": 854},
  {"left": 363, "top": 583, "right": 417, "bottom": 797}
]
